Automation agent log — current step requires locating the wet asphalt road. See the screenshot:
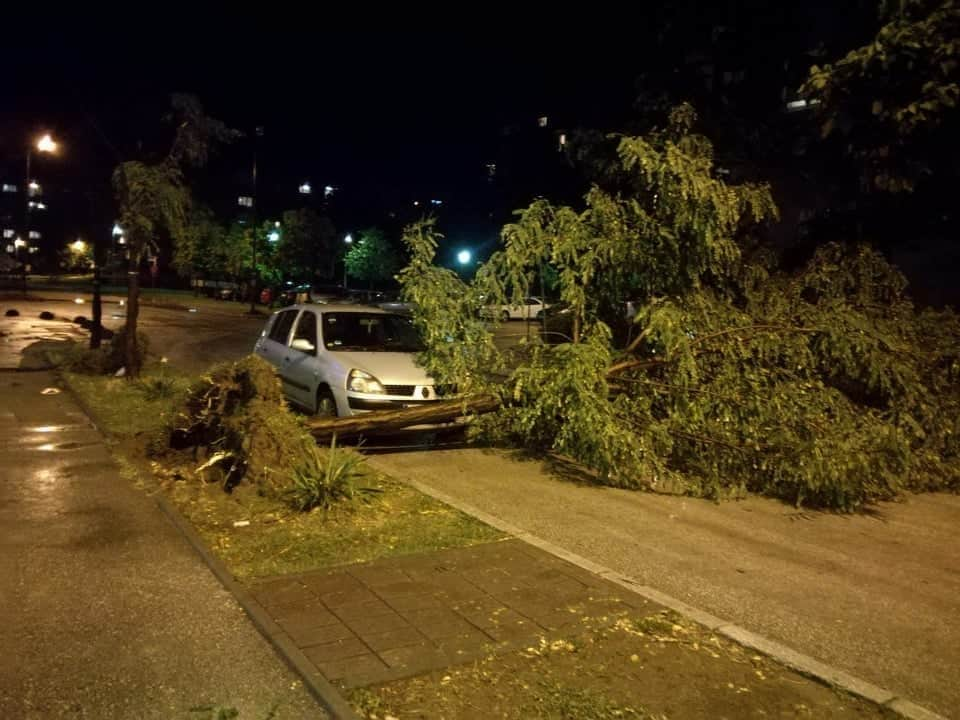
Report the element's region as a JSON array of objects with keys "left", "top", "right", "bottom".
[
  {"left": 0, "top": 371, "right": 326, "bottom": 719},
  {"left": 0, "top": 296, "right": 265, "bottom": 374}
]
